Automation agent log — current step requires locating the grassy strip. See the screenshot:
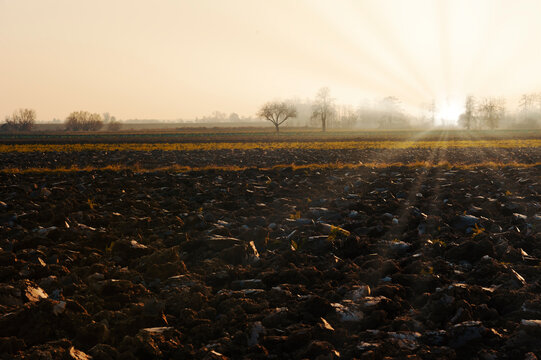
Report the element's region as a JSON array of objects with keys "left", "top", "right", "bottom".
[
  {"left": 0, "top": 139, "right": 540, "bottom": 153},
  {"left": 1, "top": 161, "right": 540, "bottom": 174}
]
